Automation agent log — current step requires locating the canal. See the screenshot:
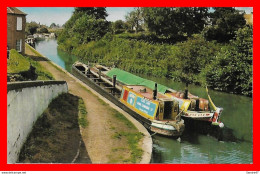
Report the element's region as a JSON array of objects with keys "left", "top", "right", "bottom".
[{"left": 35, "top": 39, "right": 253, "bottom": 164}]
